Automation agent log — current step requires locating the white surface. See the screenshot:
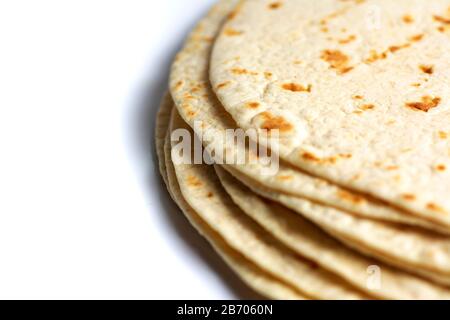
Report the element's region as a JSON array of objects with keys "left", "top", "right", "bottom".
[{"left": 0, "top": 0, "right": 257, "bottom": 300}]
